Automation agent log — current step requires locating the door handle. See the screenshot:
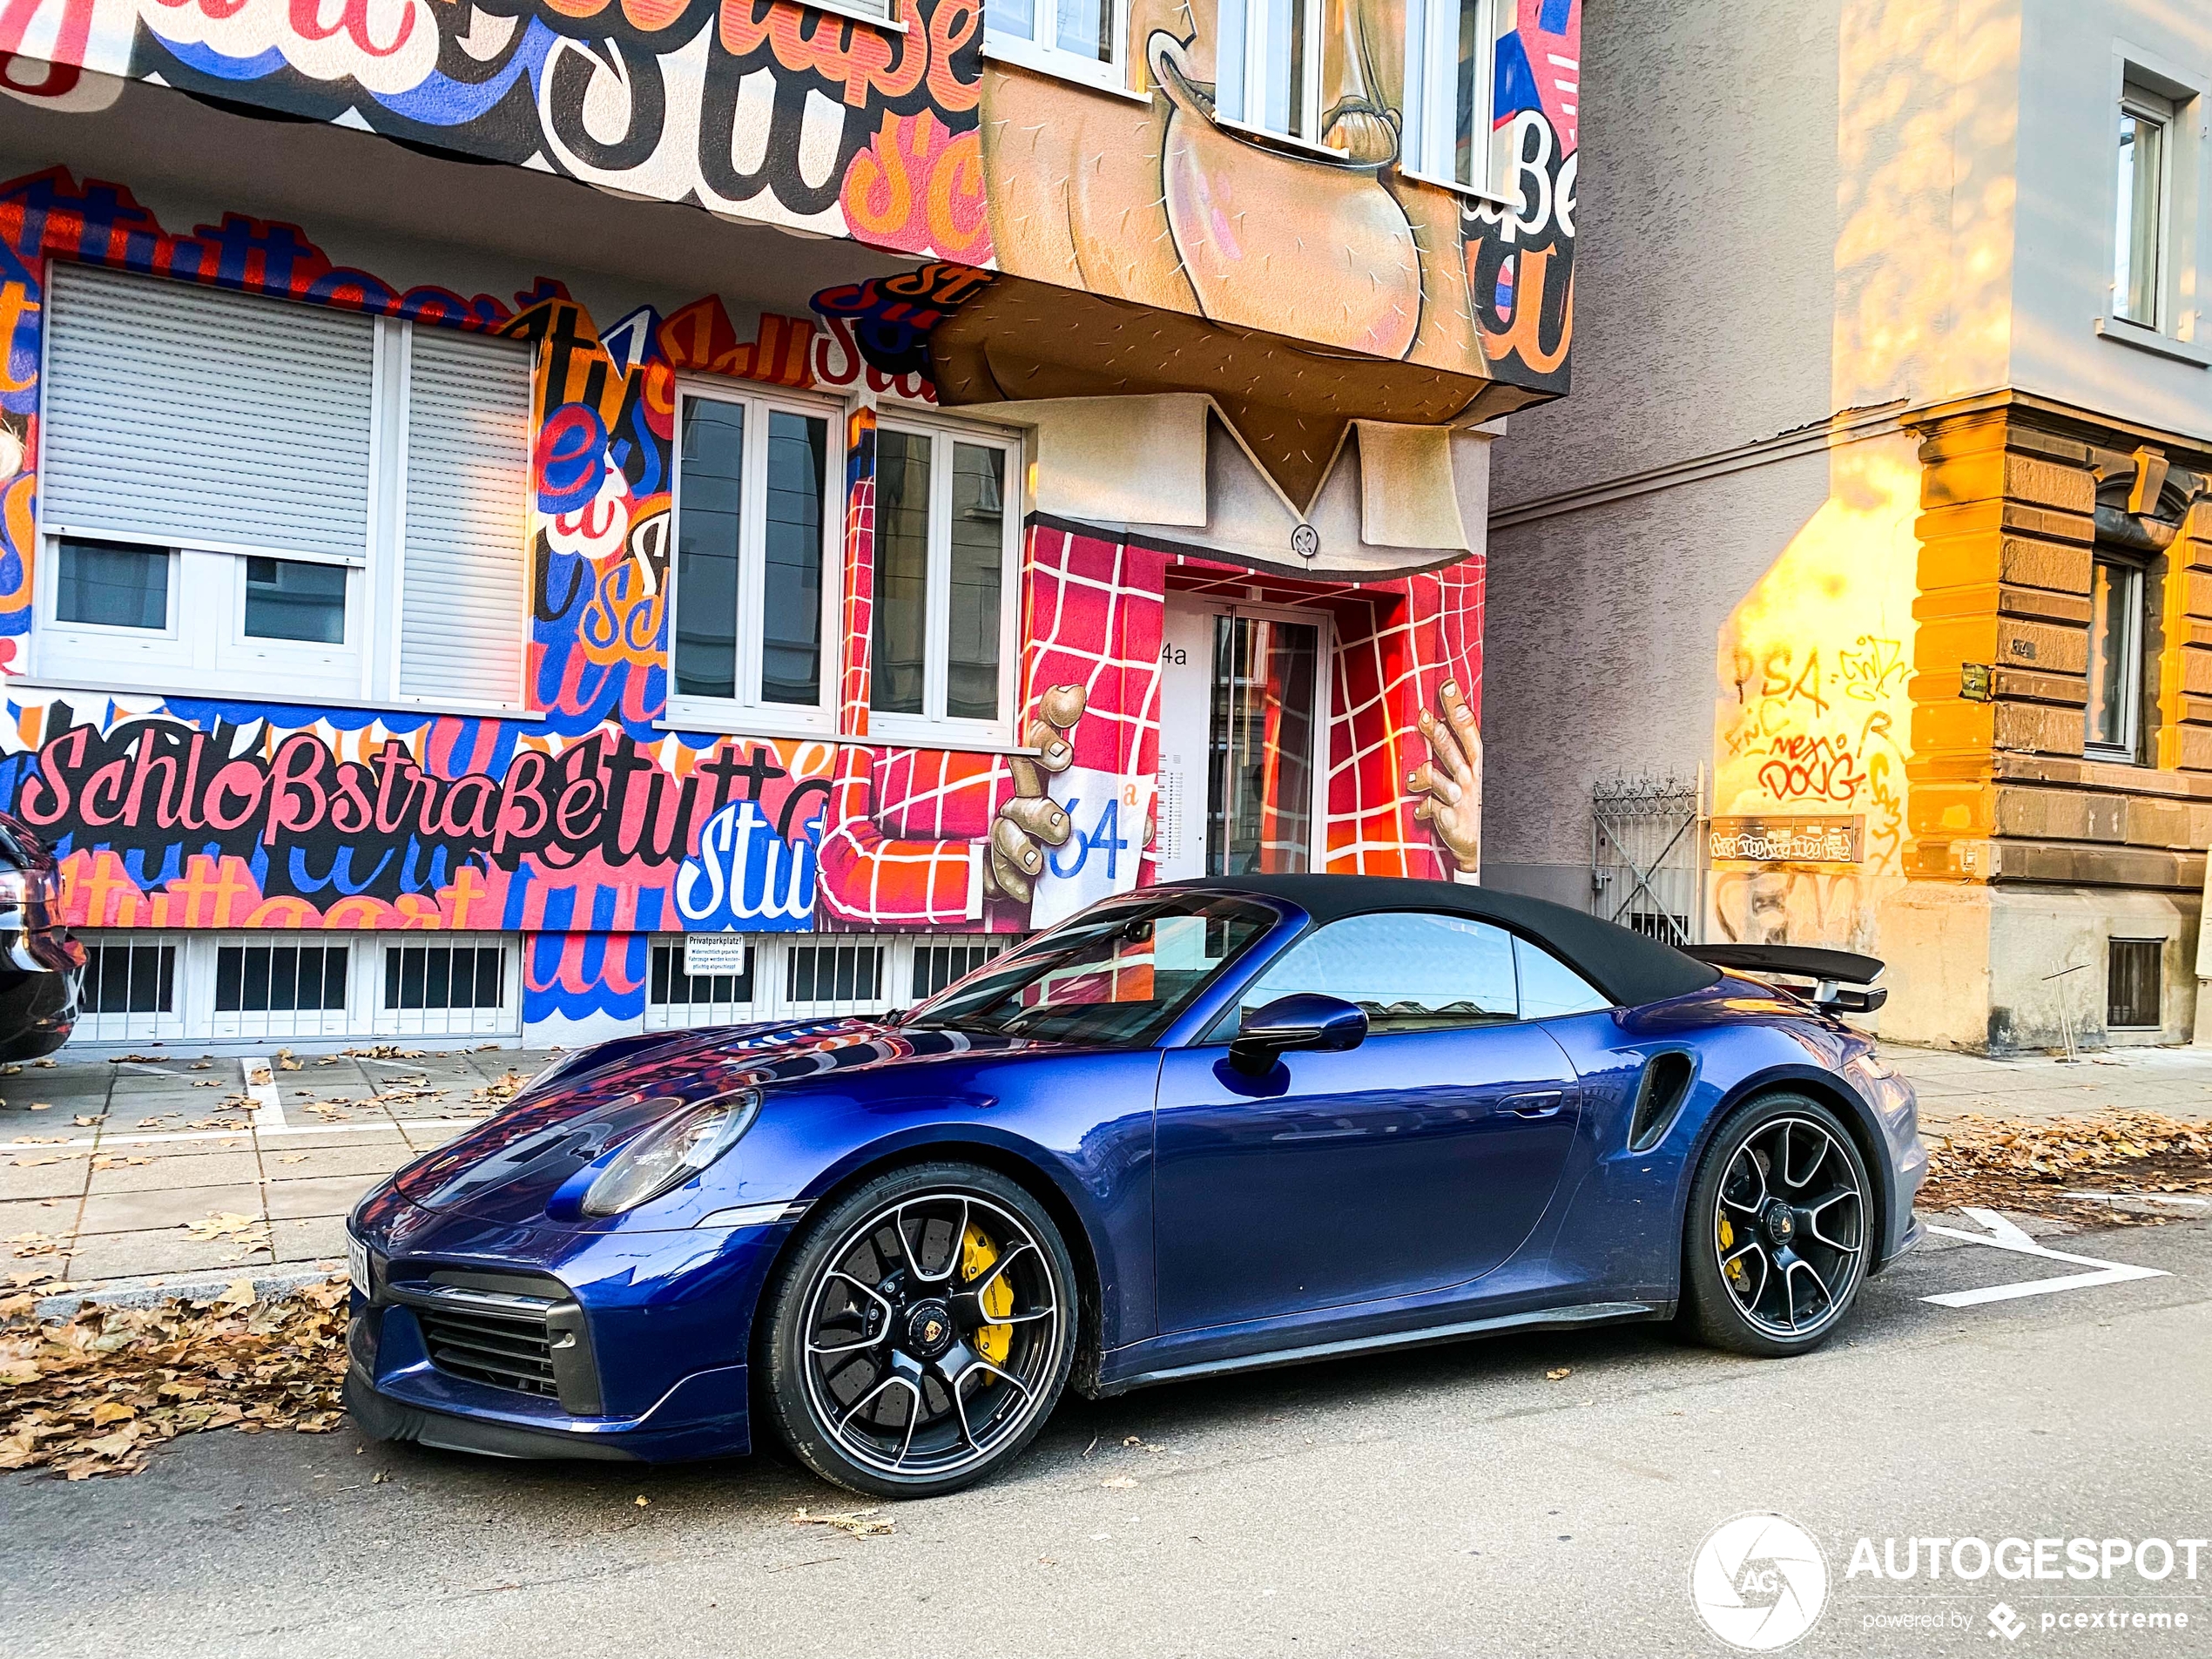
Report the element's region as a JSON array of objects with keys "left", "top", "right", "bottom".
[{"left": 1501, "top": 1090, "right": 1567, "bottom": 1119}]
